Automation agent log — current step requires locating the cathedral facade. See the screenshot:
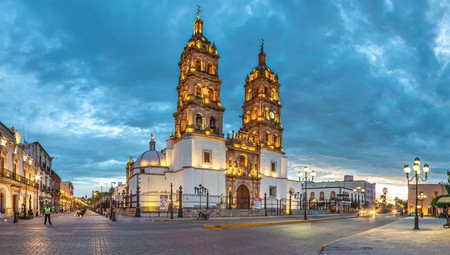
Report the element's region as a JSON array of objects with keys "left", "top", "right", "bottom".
[{"left": 125, "top": 11, "right": 298, "bottom": 211}]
